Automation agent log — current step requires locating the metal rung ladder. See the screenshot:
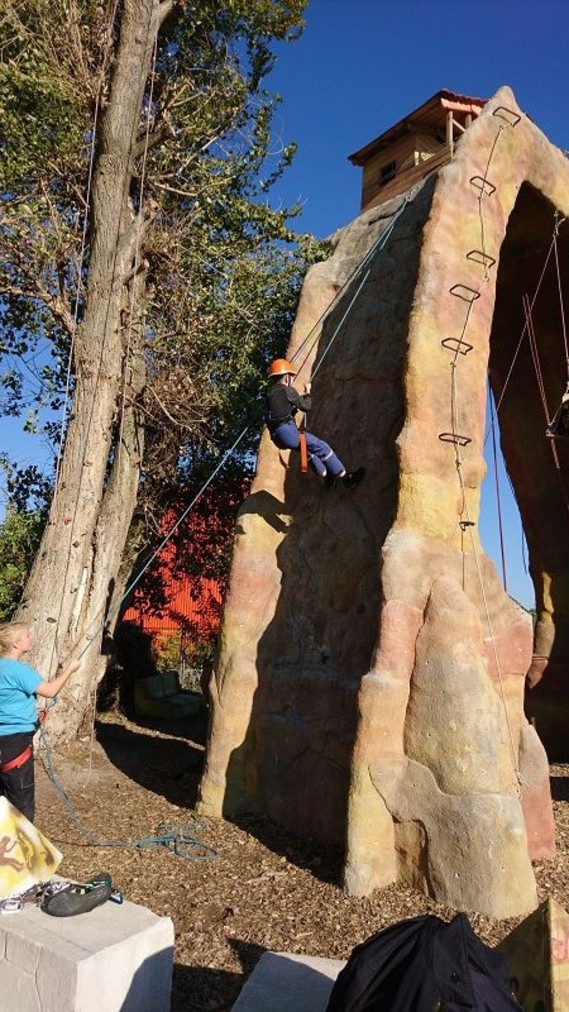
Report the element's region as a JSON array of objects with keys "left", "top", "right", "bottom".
[
  {"left": 438, "top": 432, "right": 472, "bottom": 447},
  {"left": 441, "top": 337, "right": 474, "bottom": 355},
  {"left": 470, "top": 176, "right": 496, "bottom": 197},
  {"left": 466, "top": 250, "right": 496, "bottom": 269},
  {"left": 493, "top": 106, "right": 521, "bottom": 128},
  {"left": 449, "top": 283, "right": 481, "bottom": 303}
]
